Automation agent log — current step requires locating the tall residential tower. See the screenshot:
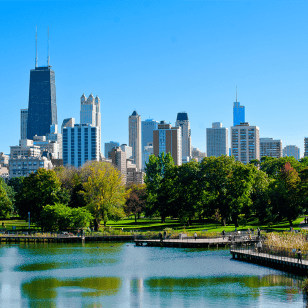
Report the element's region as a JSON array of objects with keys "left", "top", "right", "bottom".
[
  {"left": 129, "top": 111, "right": 142, "bottom": 171},
  {"left": 175, "top": 112, "right": 191, "bottom": 162}
]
